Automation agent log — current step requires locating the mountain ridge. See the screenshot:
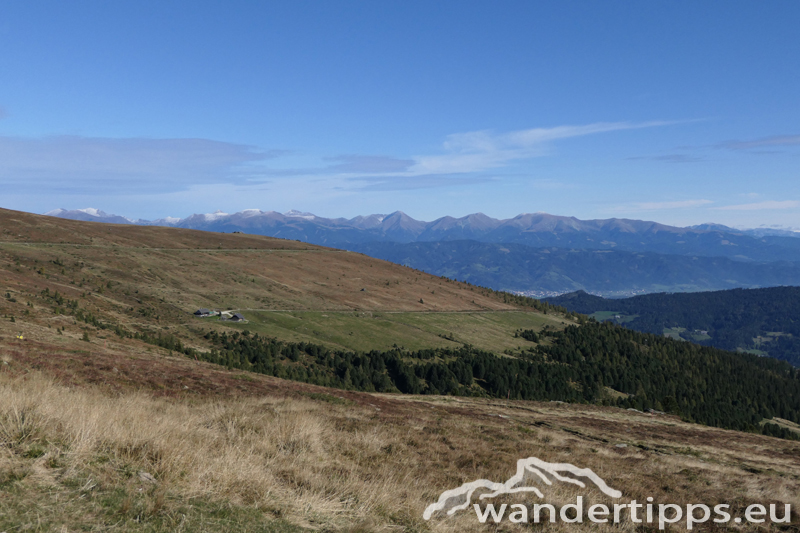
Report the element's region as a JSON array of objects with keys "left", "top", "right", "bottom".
[{"left": 44, "top": 207, "right": 800, "bottom": 262}]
